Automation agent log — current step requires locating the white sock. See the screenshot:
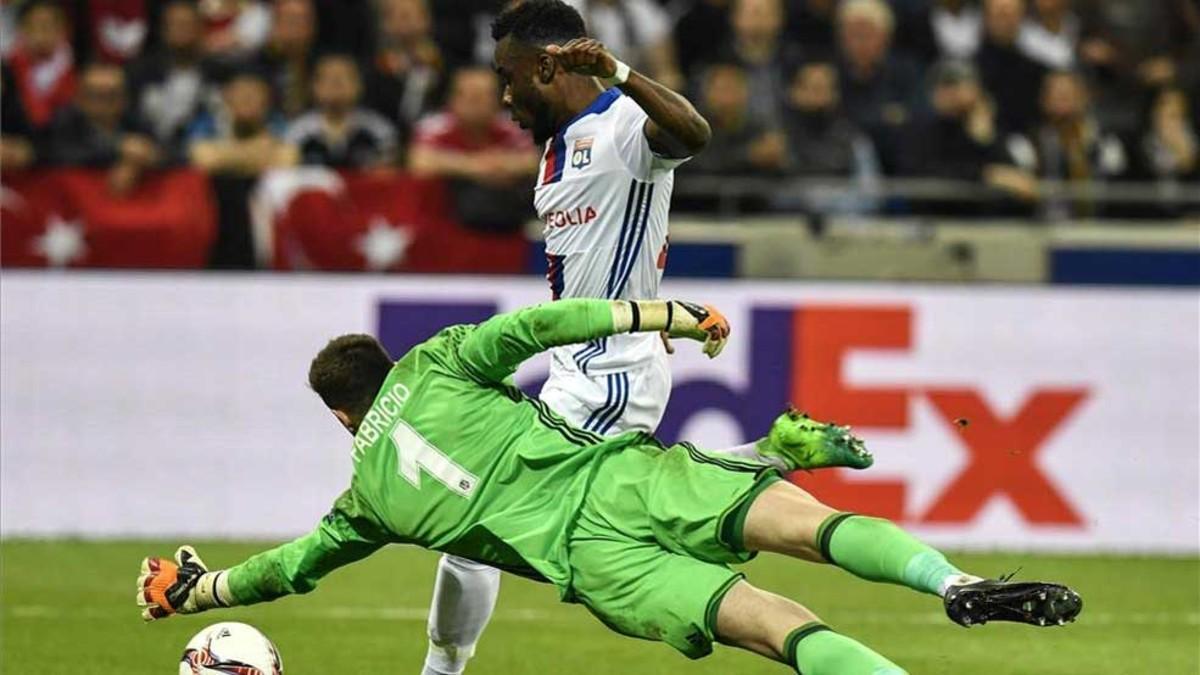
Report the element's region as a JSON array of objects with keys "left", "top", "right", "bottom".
[
  {"left": 421, "top": 555, "right": 501, "bottom": 675},
  {"left": 711, "top": 441, "right": 788, "bottom": 471},
  {"left": 938, "top": 573, "right": 985, "bottom": 597}
]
